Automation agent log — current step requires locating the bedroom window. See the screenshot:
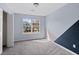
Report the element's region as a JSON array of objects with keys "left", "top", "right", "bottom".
[{"left": 23, "top": 18, "right": 39, "bottom": 33}]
